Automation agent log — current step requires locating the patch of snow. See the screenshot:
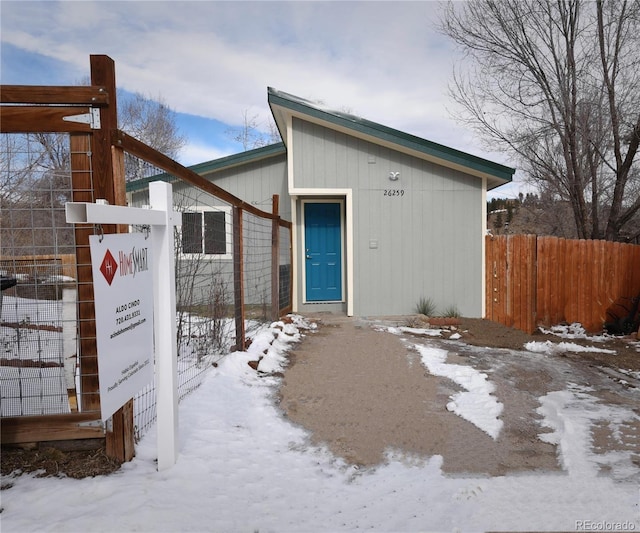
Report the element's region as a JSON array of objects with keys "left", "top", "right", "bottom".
[
  {"left": 525, "top": 340, "right": 616, "bottom": 355},
  {"left": 537, "top": 383, "right": 640, "bottom": 482},
  {"left": 539, "top": 323, "right": 609, "bottom": 342},
  {"left": 256, "top": 320, "right": 304, "bottom": 374},
  {"left": 42, "top": 275, "right": 76, "bottom": 283},
  {"left": 616, "top": 368, "right": 640, "bottom": 381},
  {"left": 396, "top": 326, "right": 443, "bottom": 337},
  {"left": 414, "top": 344, "right": 503, "bottom": 439}
]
